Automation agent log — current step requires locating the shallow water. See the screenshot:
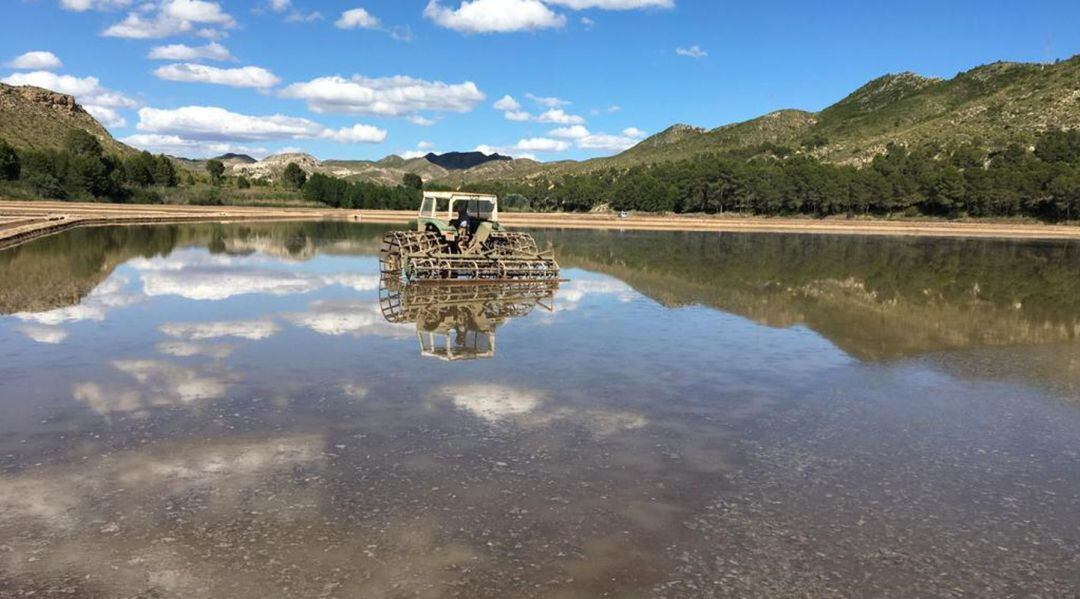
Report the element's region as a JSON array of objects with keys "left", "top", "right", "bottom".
[{"left": 1, "top": 222, "right": 1079, "bottom": 598}]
